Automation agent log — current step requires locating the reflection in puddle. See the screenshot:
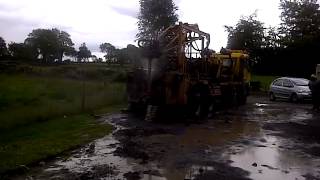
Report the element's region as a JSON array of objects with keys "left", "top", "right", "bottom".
[
  {"left": 33, "top": 114, "right": 167, "bottom": 180},
  {"left": 19, "top": 100, "right": 320, "bottom": 180},
  {"left": 289, "top": 109, "right": 314, "bottom": 123},
  {"left": 179, "top": 120, "right": 259, "bottom": 147},
  {"left": 255, "top": 103, "right": 268, "bottom": 107},
  {"left": 154, "top": 118, "right": 261, "bottom": 180},
  {"left": 226, "top": 135, "right": 320, "bottom": 180}
]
